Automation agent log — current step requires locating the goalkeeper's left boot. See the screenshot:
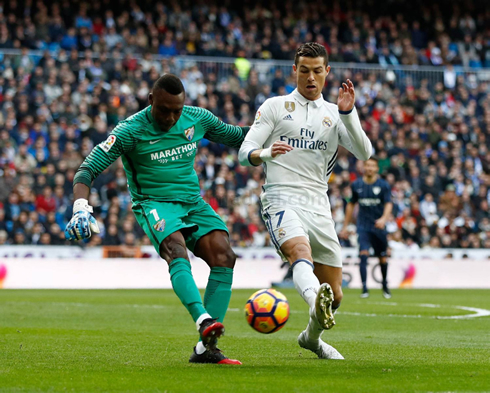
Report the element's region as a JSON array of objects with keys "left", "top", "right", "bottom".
[
  {"left": 312, "top": 283, "right": 336, "bottom": 330},
  {"left": 189, "top": 347, "right": 242, "bottom": 365},
  {"left": 198, "top": 317, "right": 225, "bottom": 350},
  {"left": 298, "top": 331, "right": 344, "bottom": 360}
]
